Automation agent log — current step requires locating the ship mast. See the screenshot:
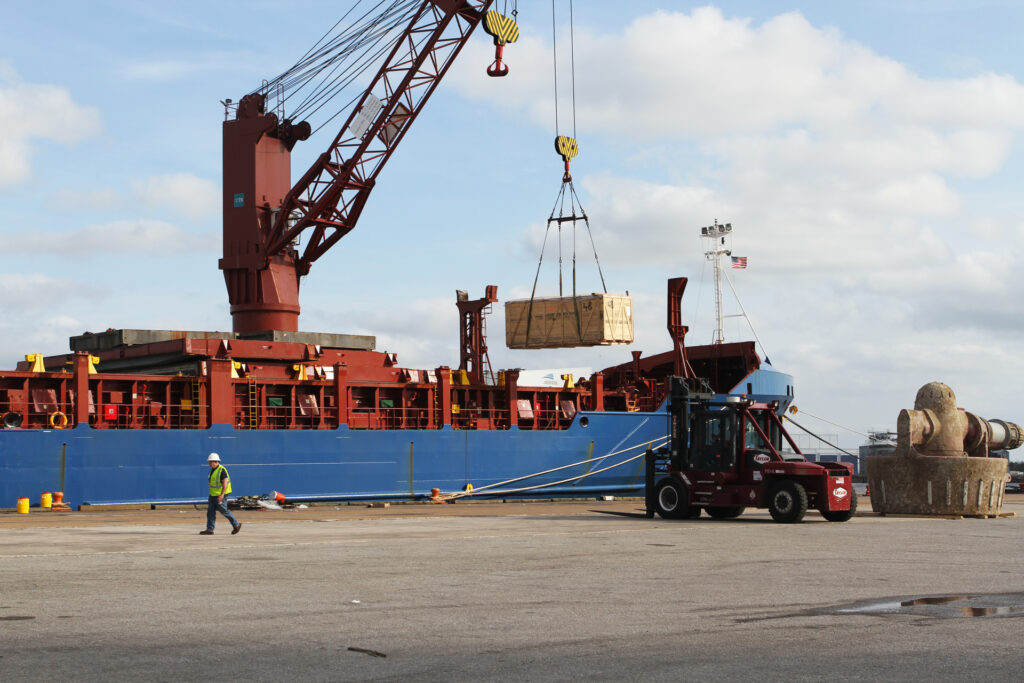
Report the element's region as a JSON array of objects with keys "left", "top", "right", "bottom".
[{"left": 701, "top": 219, "right": 733, "bottom": 344}]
